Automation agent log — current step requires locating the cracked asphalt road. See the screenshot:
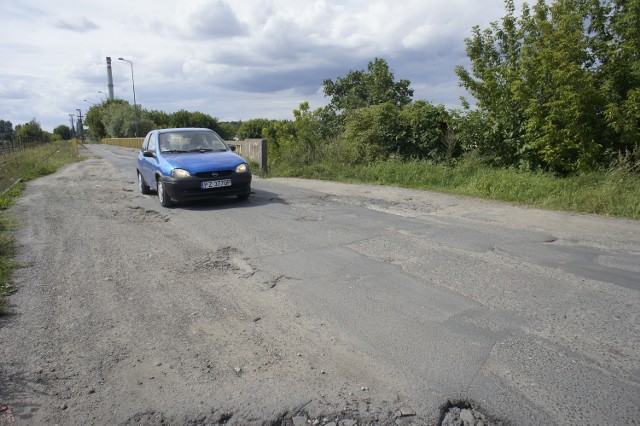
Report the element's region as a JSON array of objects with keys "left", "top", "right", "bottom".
[{"left": 1, "top": 144, "right": 639, "bottom": 425}]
